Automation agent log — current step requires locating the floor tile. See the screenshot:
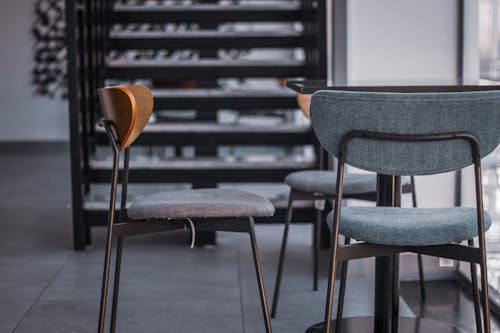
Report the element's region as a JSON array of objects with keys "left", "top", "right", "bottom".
[
  {"left": 3, "top": 145, "right": 500, "bottom": 333},
  {"left": 0, "top": 302, "right": 32, "bottom": 333}
]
